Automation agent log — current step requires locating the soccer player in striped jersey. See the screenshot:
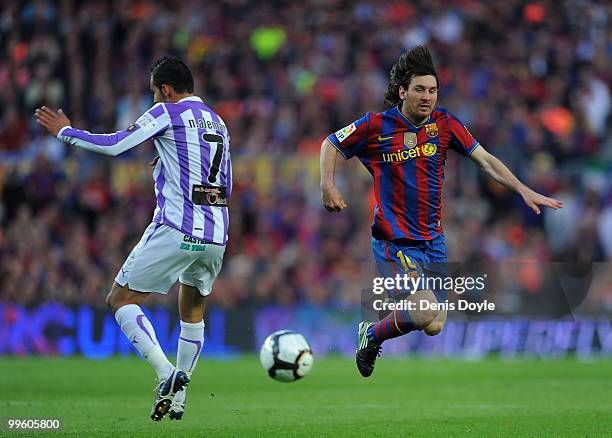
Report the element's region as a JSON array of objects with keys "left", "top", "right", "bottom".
[
  {"left": 320, "top": 46, "right": 562, "bottom": 377},
  {"left": 35, "top": 56, "right": 231, "bottom": 419}
]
